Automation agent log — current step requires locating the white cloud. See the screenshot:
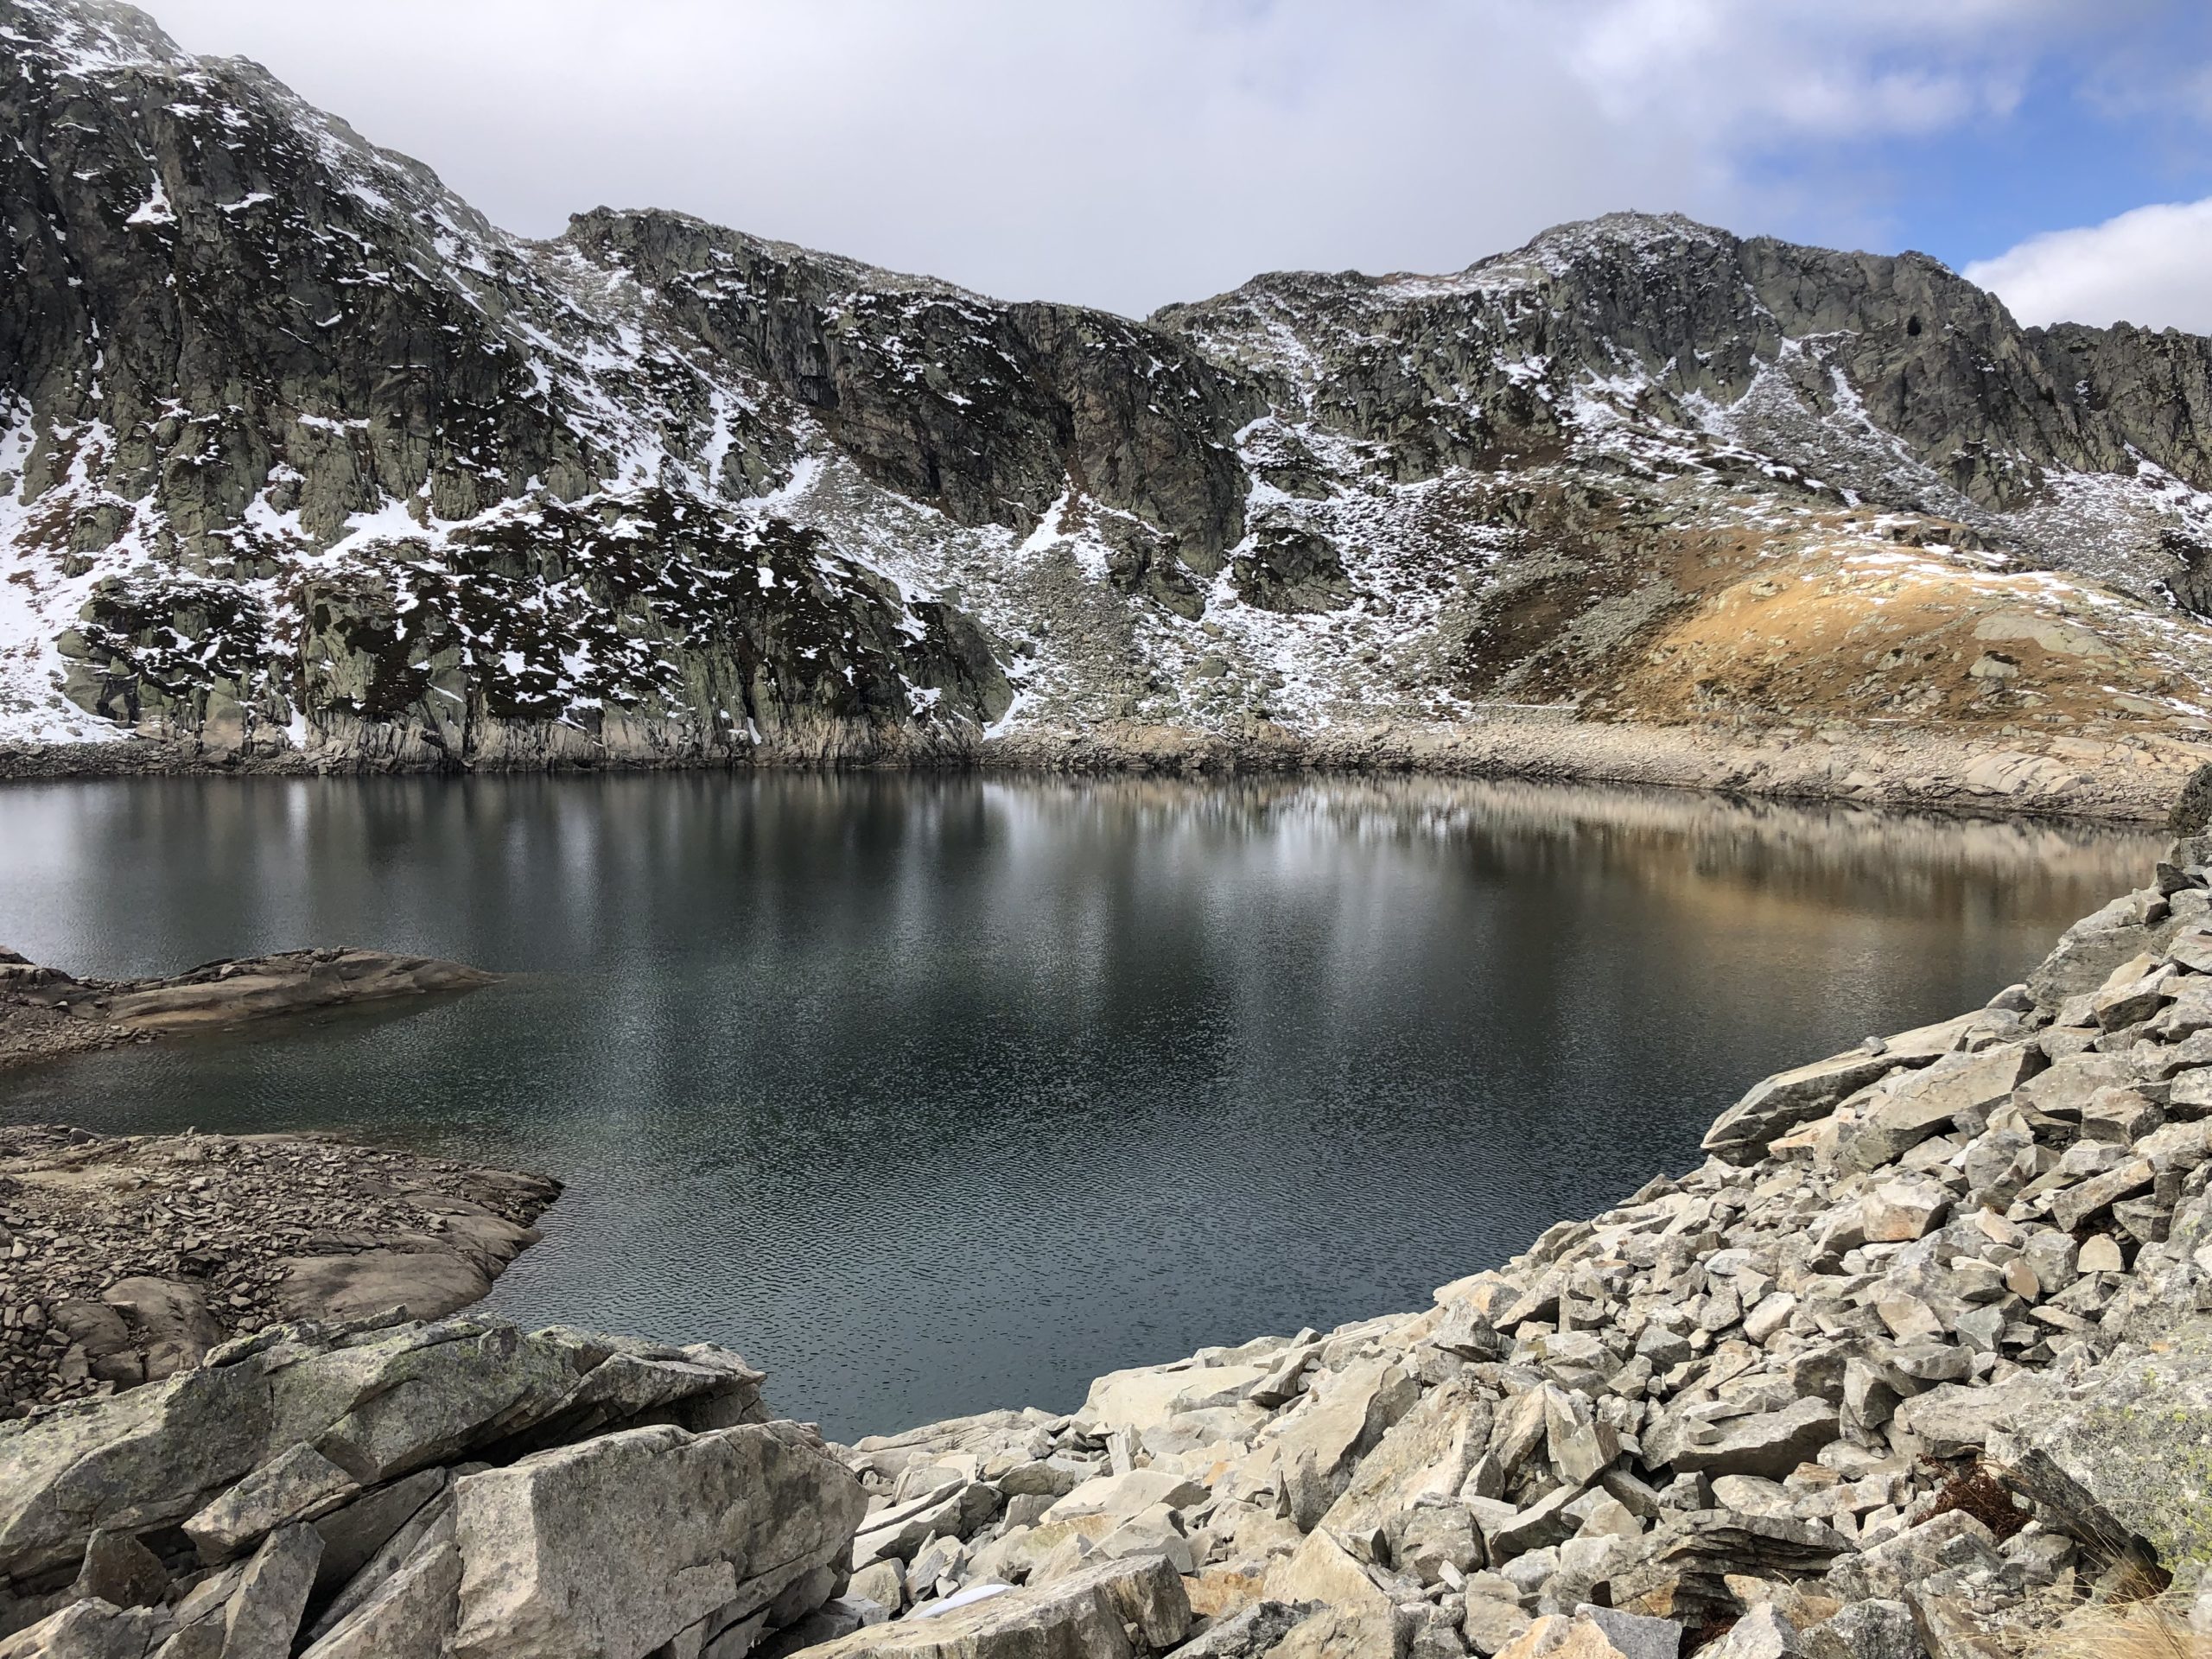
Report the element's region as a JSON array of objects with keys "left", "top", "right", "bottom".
[
  {"left": 1566, "top": 0, "right": 2069, "bottom": 140},
  {"left": 1964, "top": 198, "right": 2212, "bottom": 331},
  {"left": 136, "top": 0, "right": 2162, "bottom": 316}
]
